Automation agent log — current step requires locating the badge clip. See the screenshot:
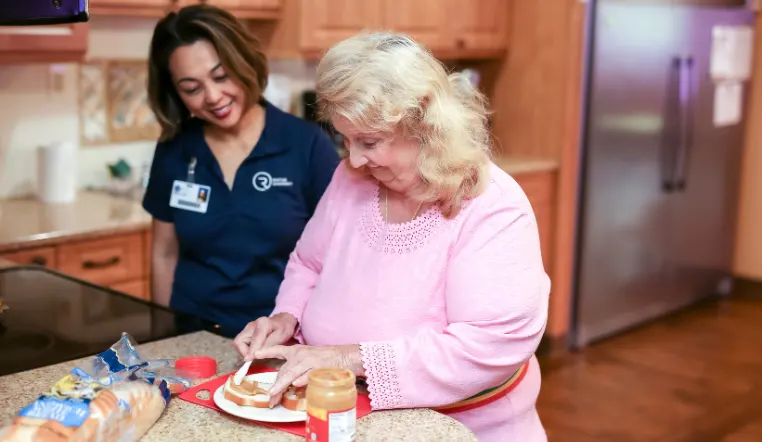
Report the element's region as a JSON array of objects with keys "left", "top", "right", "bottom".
[{"left": 187, "top": 156, "right": 197, "bottom": 183}]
